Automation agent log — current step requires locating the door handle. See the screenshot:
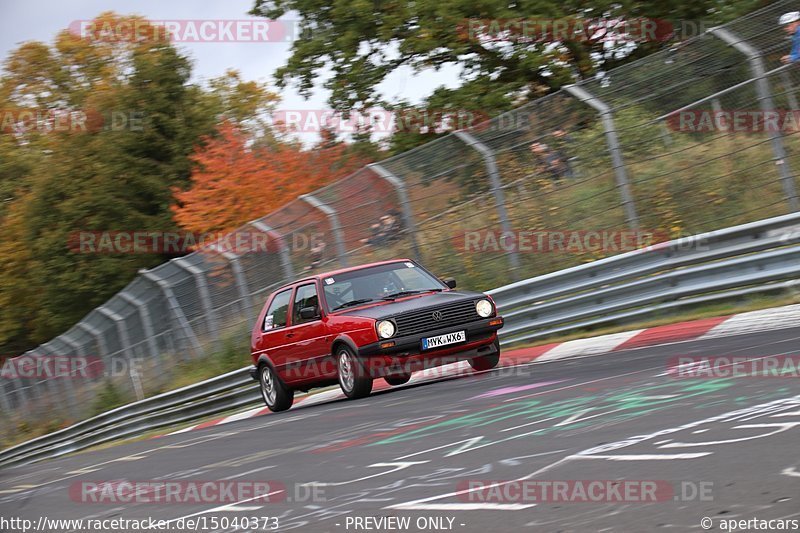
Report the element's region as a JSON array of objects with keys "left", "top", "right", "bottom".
[{"left": 286, "top": 332, "right": 295, "bottom": 339}]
